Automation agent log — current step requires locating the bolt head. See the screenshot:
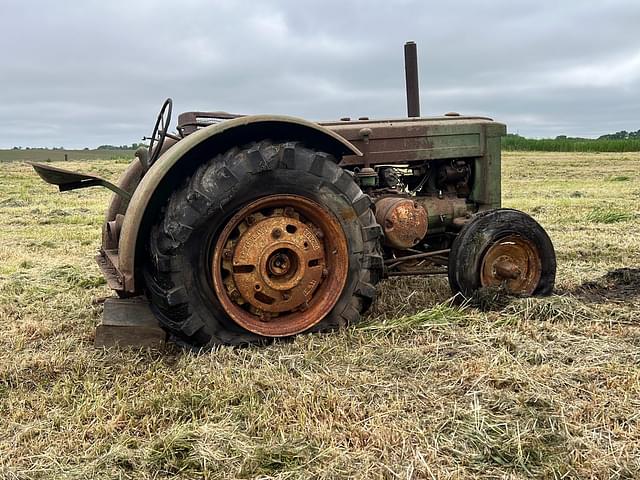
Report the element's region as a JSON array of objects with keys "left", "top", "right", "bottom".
[{"left": 272, "top": 228, "right": 283, "bottom": 239}]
